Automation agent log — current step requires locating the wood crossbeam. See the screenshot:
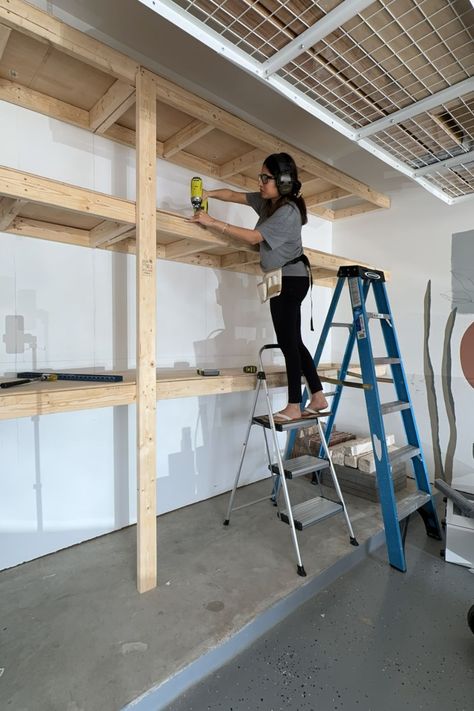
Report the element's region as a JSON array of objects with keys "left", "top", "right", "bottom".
[
  {"left": 306, "top": 188, "right": 351, "bottom": 207},
  {"left": 89, "top": 220, "right": 135, "bottom": 247},
  {"left": 219, "top": 148, "right": 266, "bottom": 179},
  {"left": 333, "top": 202, "right": 381, "bottom": 219},
  {"left": 0, "top": 23, "right": 12, "bottom": 60},
  {"left": 89, "top": 80, "right": 136, "bottom": 134},
  {"left": 0, "top": 197, "right": 26, "bottom": 230},
  {"left": 163, "top": 119, "right": 214, "bottom": 159}
]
